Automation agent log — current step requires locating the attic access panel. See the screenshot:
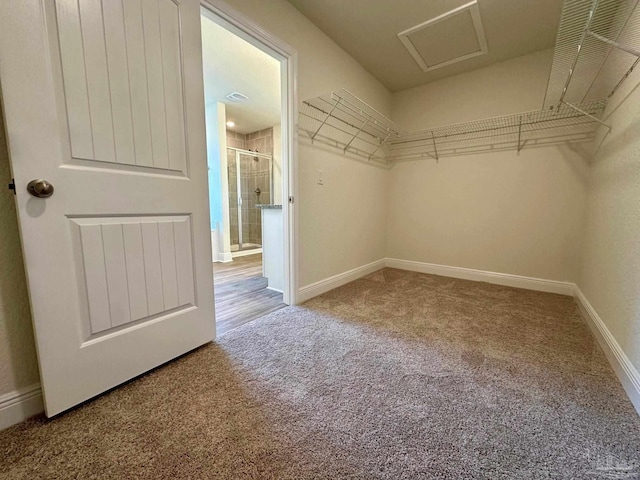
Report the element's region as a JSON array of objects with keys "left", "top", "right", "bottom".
[{"left": 398, "top": 0, "right": 488, "bottom": 72}]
